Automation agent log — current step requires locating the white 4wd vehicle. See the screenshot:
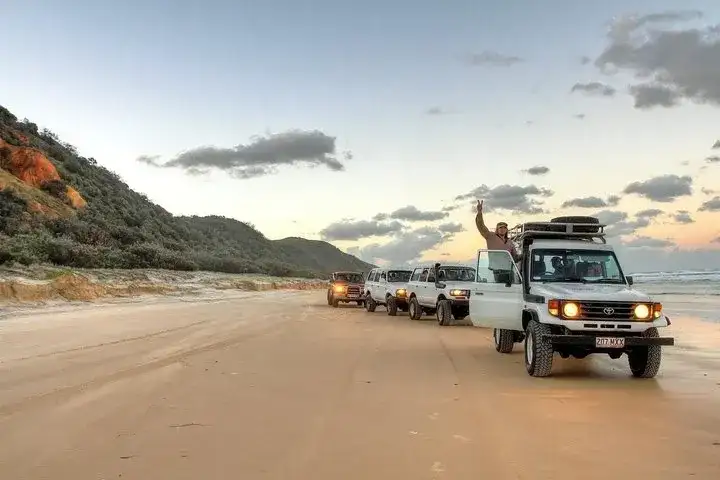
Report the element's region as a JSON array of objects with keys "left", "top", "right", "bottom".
[
  {"left": 364, "top": 267, "right": 412, "bottom": 315},
  {"left": 406, "top": 263, "right": 476, "bottom": 325},
  {"left": 469, "top": 217, "right": 675, "bottom": 378}
]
